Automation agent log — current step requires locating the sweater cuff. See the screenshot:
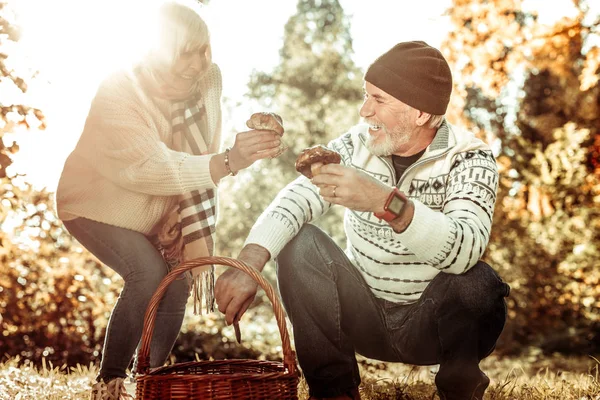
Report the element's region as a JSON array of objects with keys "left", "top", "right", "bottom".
[
  {"left": 179, "top": 154, "right": 217, "bottom": 192},
  {"left": 243, "top": 219, "right": 294, "bottom": 260},
  {"left": 396, "top": 200, "right": 450, "bottom": 257}
]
